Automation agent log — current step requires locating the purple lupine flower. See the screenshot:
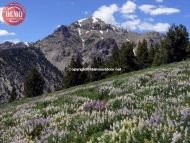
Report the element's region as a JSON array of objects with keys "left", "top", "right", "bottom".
[
  {"left": 84, "top": 100, "right": 107, "bottom": 111},
  {"left": 26, "top": 117, "right": 50, "bottom": 127},
  {"left": 180, "top": 107, "right": 190, "bottom": 120},
  {"left": 146, "top": 111, "right": 162, "bottom": 127},
  {"left": 94, "top": 100, "right": 106, "bottom": 110}
]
